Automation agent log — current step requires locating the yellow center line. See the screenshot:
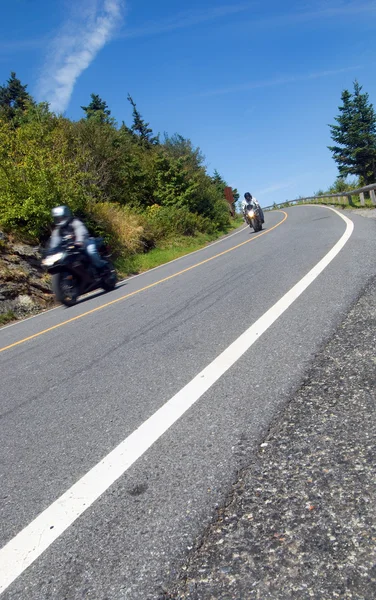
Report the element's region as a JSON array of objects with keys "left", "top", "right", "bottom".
[{"left": 0, "top": 211, "right": 288, "bottom": 354}]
